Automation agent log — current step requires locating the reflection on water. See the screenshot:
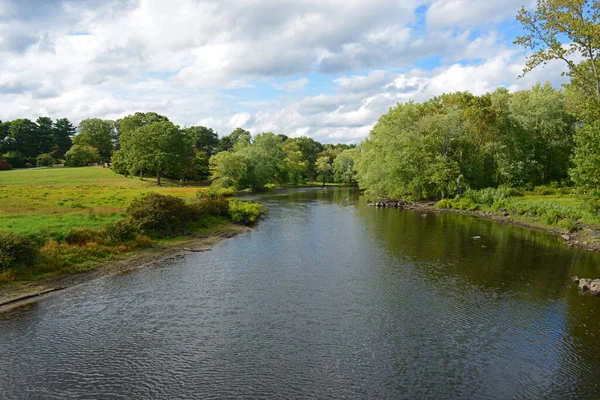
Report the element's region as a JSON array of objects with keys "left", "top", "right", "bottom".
[{"left": 1, "top": 187, "right": 599, "bottom": 399}]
